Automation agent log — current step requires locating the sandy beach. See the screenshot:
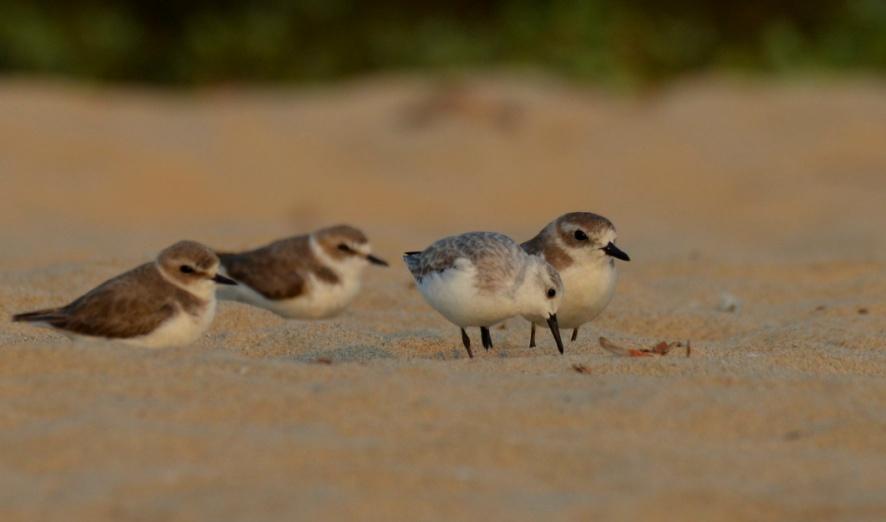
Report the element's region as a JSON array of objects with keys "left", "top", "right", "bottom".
[{"left": 1, "top": 75, "right": 884, "bottom": 521}]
